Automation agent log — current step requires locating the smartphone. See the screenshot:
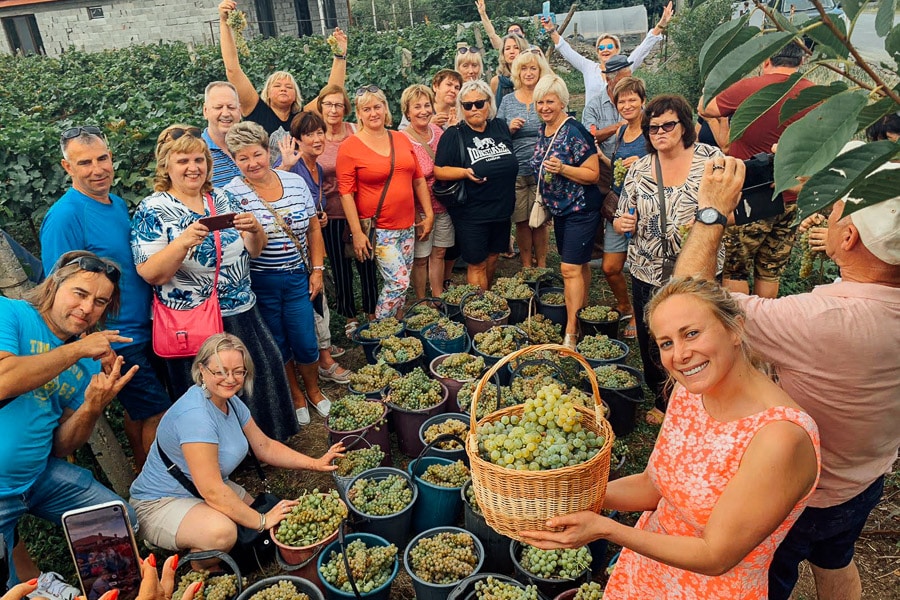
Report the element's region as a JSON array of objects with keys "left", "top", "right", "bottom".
[
  {"left": 732, "top": 153, "right": 786, "bottom": 226},
  {"left": 541, "top": 1, "right": 557, "bottom": 26},
  {"left": 198, "top": 212, "right": 237, "bottom": 231},
  {"left": 62, "top": 501, "right": 142, "bottom": 600}
]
